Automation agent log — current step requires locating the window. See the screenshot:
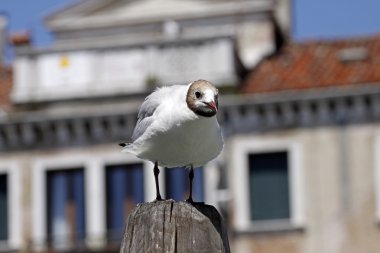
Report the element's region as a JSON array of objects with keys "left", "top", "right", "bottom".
[
  {"left": 165, "top": 167, "right": 204, "bottom": 202},
  {"left": 0, "top": 174, "right": 7, "bottom": 241},
  {"left": 248, "top": 152, "right": 290, "bottom": 221},
  {"left": 105, "top": 164, "right": 144, "bottom": 243},
  {"left": 46, "top": 169, "right": 86, "bottom": 249},
  {"left": 0, "top": 164, "right": 21, "bottom": 250},
  {"left": 32, "top": 154, "right": 151, "bottom": 251},
  {"left": 231, "top": 137, "right": 305, "bottom": 232}
]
